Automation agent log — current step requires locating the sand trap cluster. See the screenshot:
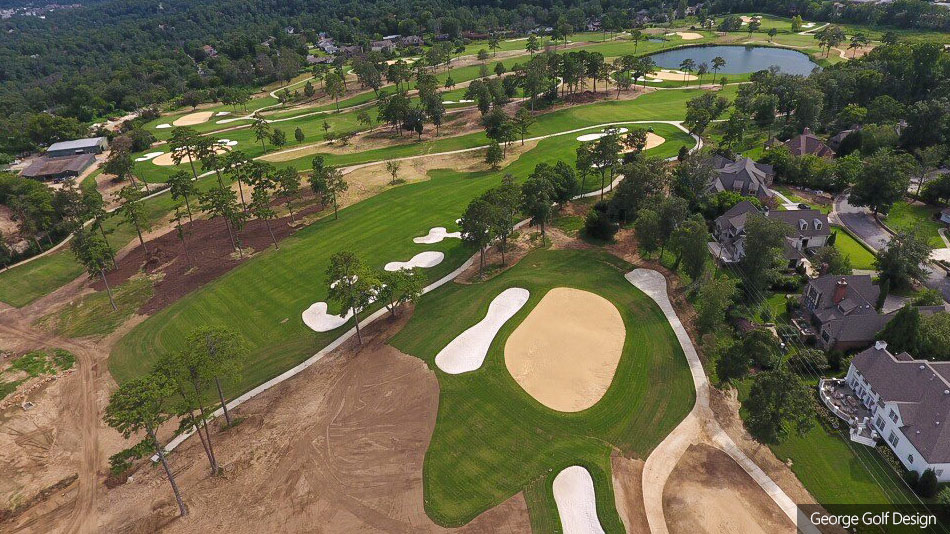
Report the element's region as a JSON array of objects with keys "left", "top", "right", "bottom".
[
  {"left": 134, "top": 151, "right": 164, "bottom": 162},
  {"left": 504, "top": 287, "right": 624, "bottom": 412},
  {"left": 155, "top": 123, "right": 172, "bottom": 129},
  {"left": 384, "top": 251, "right": 444, "bottom": 271},
  {"left": 301, "top": 302, "right": 355, "bottom": 332},
  {"left": 173, "top": 111, "right": 215, "bottom": 126},
  {"left": 414, "top": 227, "right": 462, "bottom": 244},
  {"left": 576, "top": 128, "right": 629, "bottom": 142},
  {"left": 553, "top": 466, "right": 606, "bottom": 534},
  {"left": 434, "top": 288, "right": 530, "bottom": 374},
  {"left": 677, "top": 32, "right": 703, "bottom": 40}
]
